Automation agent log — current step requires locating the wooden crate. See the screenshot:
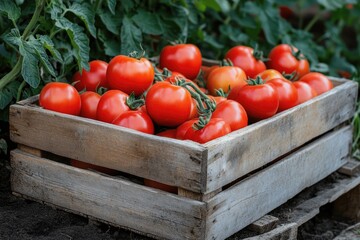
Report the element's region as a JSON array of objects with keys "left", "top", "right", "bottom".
[{"left": 9, "top": 77, "right": 358, "bottom": 240}]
